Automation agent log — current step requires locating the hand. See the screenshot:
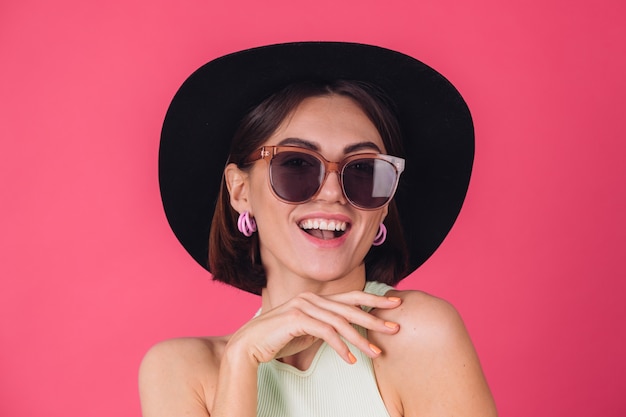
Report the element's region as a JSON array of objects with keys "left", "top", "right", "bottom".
[{"left": 225, "top": 290, "right": 402, "bottom": 365}]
